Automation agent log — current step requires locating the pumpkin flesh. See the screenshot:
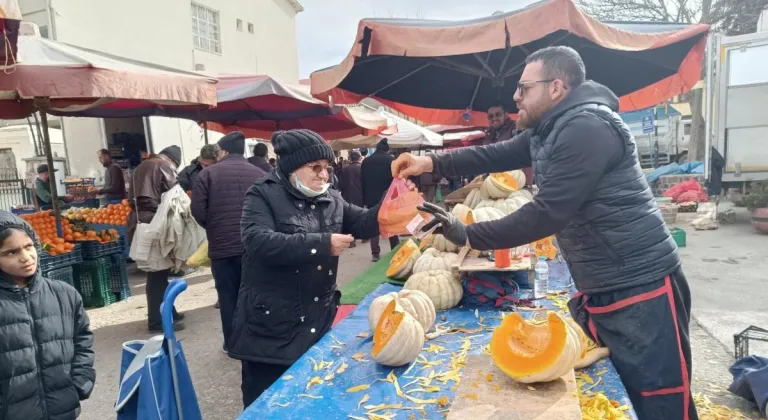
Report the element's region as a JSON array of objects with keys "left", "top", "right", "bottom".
[
  {"left": 490, "top": 312, "right": 579, "bottom": 383},
  {"left": 386, "top": 239, "right": 421, "bottom": 279},
  {"left": 372, "top": 300, "right": 425, "bottom": 366},
  {"left": 372, "top": 300, "right": 403, "bottom": 356}
]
